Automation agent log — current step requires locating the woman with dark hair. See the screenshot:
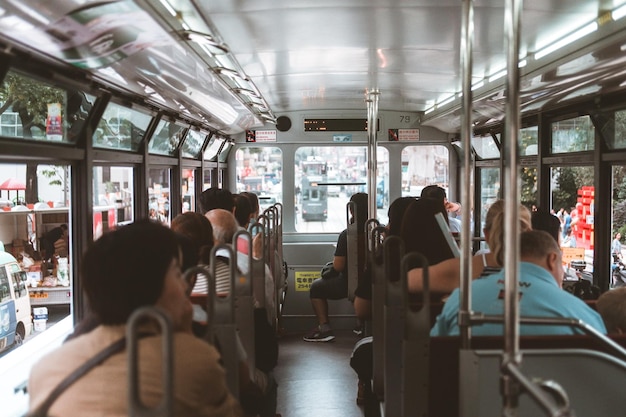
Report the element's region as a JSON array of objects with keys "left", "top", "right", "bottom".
[
  {"left": 28, "top": 220, "right": 241, "bottom": 417},
  {"left": 401, "top": 197, "right": 457, "bottom": 266}
]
